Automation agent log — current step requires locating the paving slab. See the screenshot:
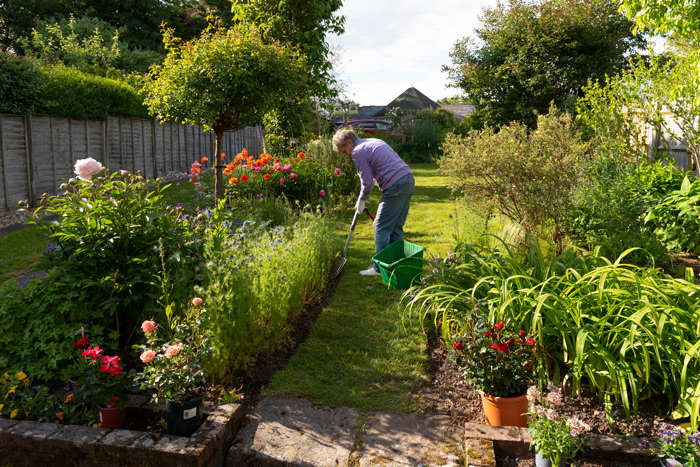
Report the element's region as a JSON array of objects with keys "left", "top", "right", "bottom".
[
  {"left": 357, "top": 412, "right": 462, "bottom": 467},
  {"left": 228, "top": 397, "right": 358, "bottom": 467}
]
